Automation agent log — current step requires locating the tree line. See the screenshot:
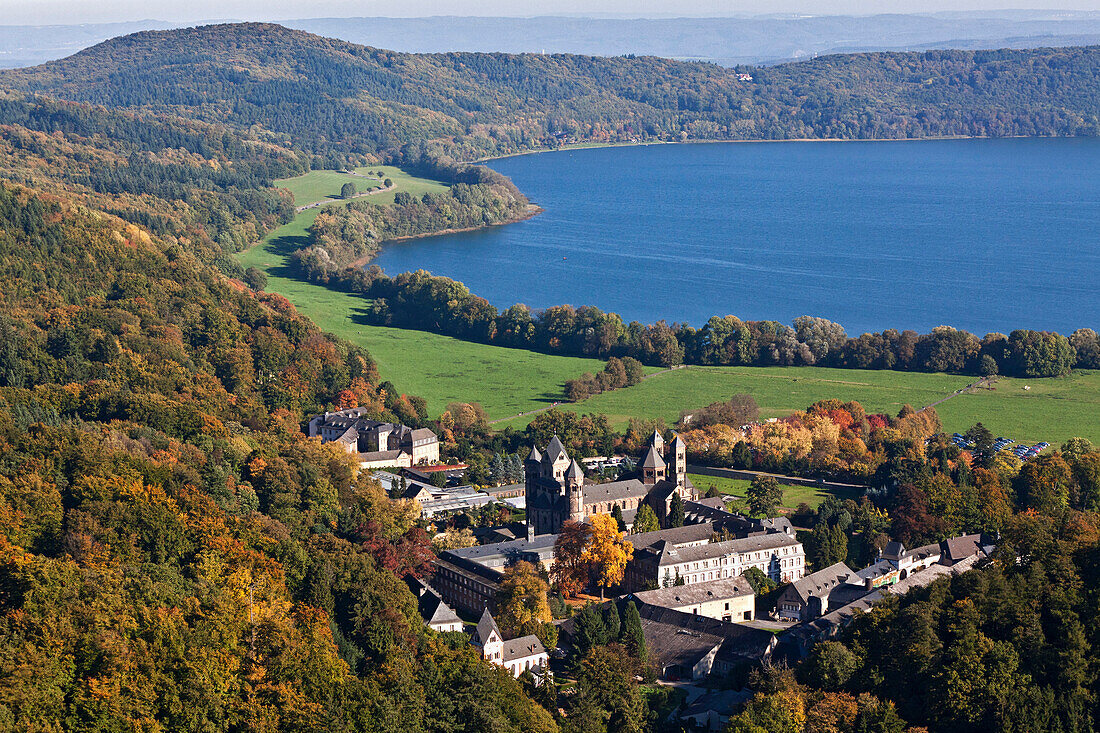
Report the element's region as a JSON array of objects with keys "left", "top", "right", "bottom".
[{"left": 301, "top": 264, "right": 1098, "bottom": 377}]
